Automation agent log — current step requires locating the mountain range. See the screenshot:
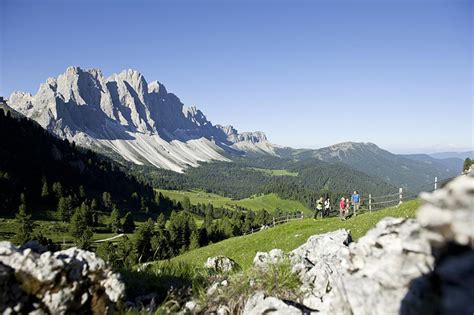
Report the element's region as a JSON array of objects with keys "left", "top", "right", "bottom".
[
  {"left": 428, "top": 151, "right": 473, "bottom": 160},
  {"left": 6, "top": 66, "right": 464, "bottom": 192},
  {"left": 8, "top": 66, "right": 275, "bottom": 172}
]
